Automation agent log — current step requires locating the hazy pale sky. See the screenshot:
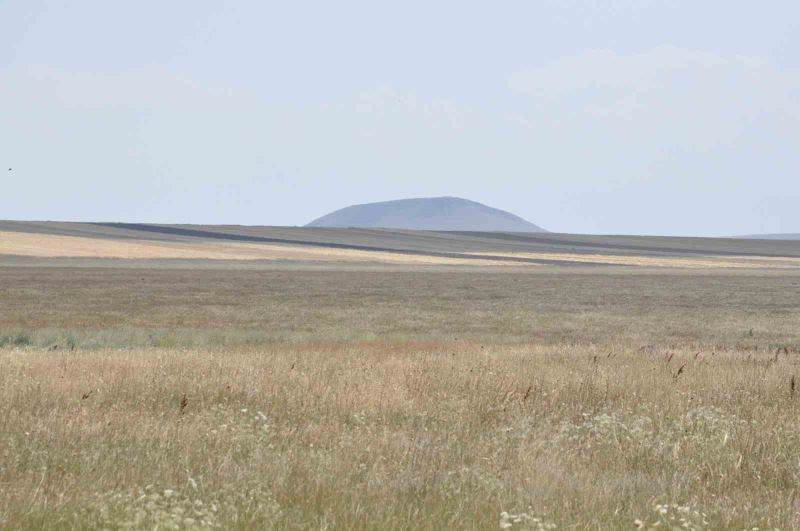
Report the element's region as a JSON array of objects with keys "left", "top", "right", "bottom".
[{"left": 2, "top": 1, "right": 798, "bottom": 236}]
